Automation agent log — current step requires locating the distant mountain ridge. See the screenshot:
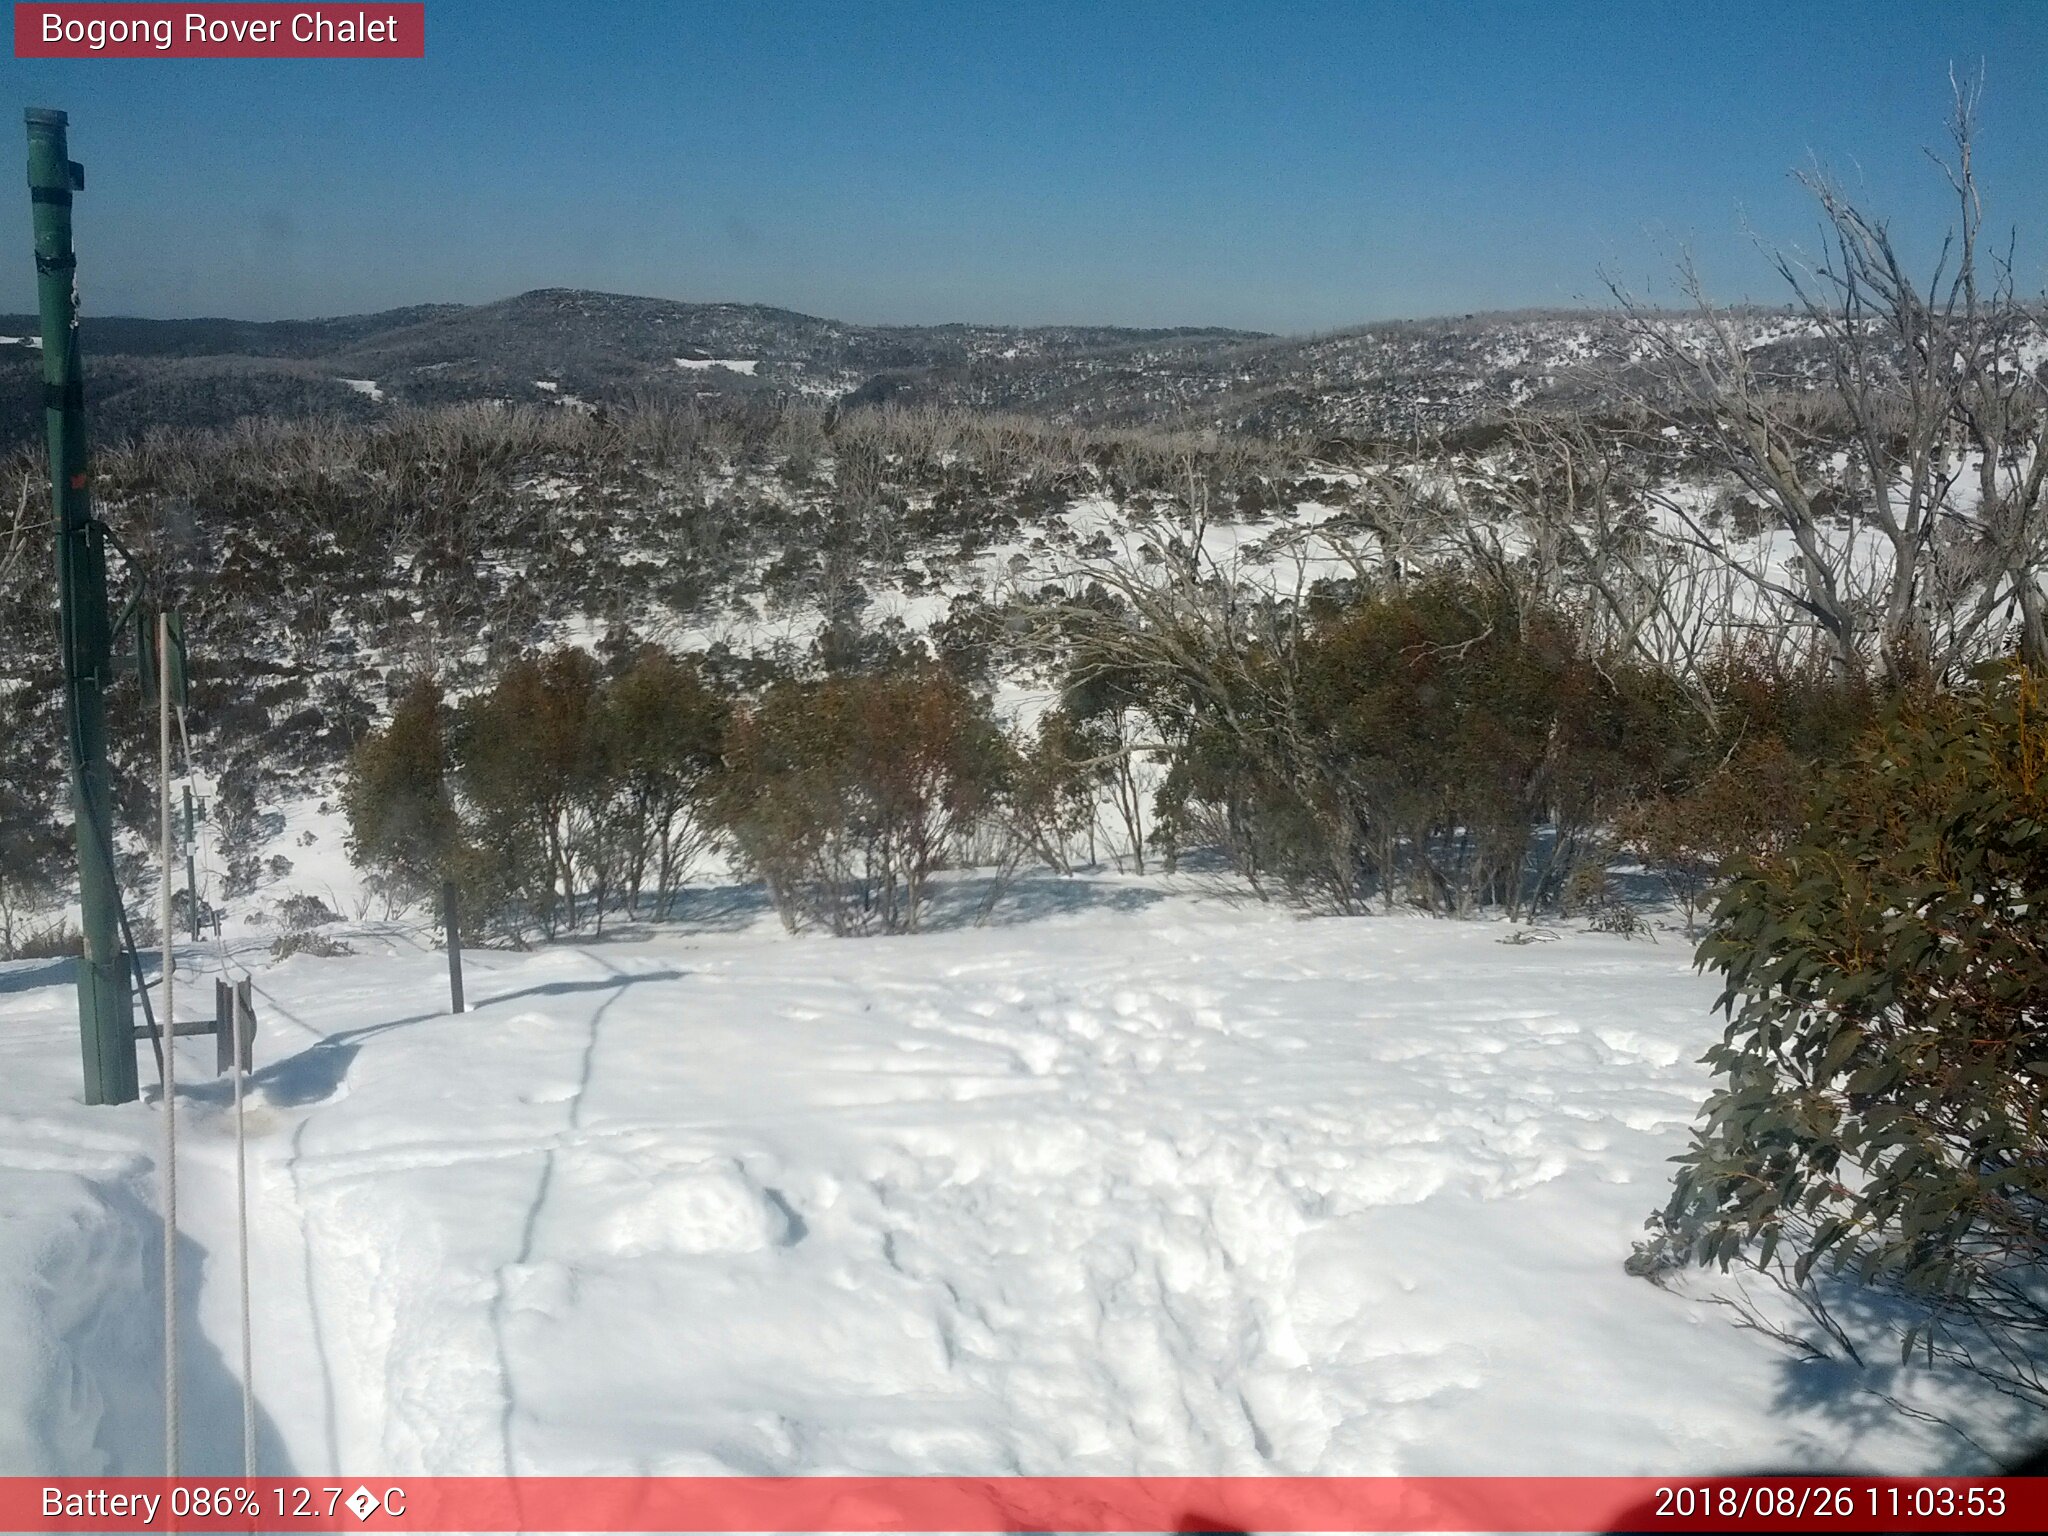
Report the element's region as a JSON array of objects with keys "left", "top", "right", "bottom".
[
  {"left": 0, "top": 287, "right": 1268, "bottom": 448},
  {"left": 0, "top": 285, "right": 1820, "bottom": 449},
  {"left": 0, "top": 303, "right": 468, "bottom": 359}
]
